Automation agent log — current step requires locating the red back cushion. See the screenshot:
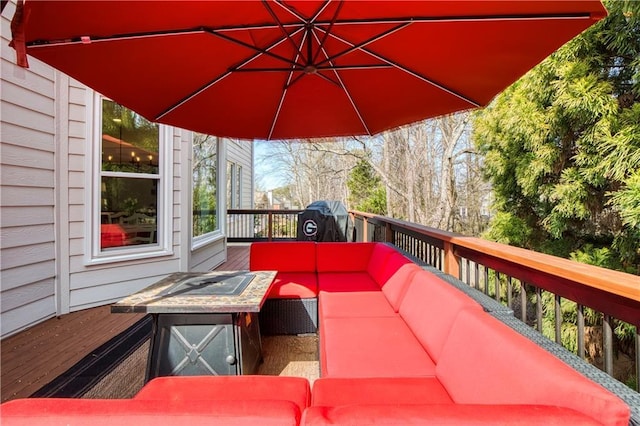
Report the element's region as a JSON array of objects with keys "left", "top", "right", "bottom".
[
  {"left": 399, "top": 270, "right": 482, "bottom": 362},
  {"left": 250, "top": 242, "right": 316, "bottom": 272},
  {"left": 436, "top": 309, "right": 630, "bottom": 426},
  {"left": 365, "top": 244, "right": 395, "bottom": 284},
  {"left": 0, "top": 398, "right": 301, "bottom": 426},
  {"left": 316, "top": 243, "right": 374, "bottom": 272},
  {"left": 381, "top": 262, "right": 422, "bottom": 311}
]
